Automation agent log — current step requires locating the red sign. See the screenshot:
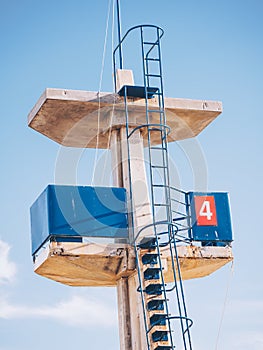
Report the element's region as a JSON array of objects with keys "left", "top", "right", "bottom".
[{"left": 194, "top": 196, "right": 218, "bottom": 226}]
